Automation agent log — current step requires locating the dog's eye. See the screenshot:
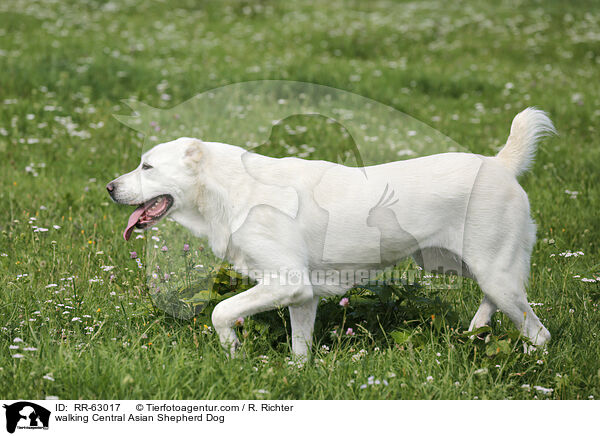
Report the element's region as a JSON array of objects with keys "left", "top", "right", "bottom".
[{"left": 142, "top": 163, "right": 153, "bottom": 170}]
